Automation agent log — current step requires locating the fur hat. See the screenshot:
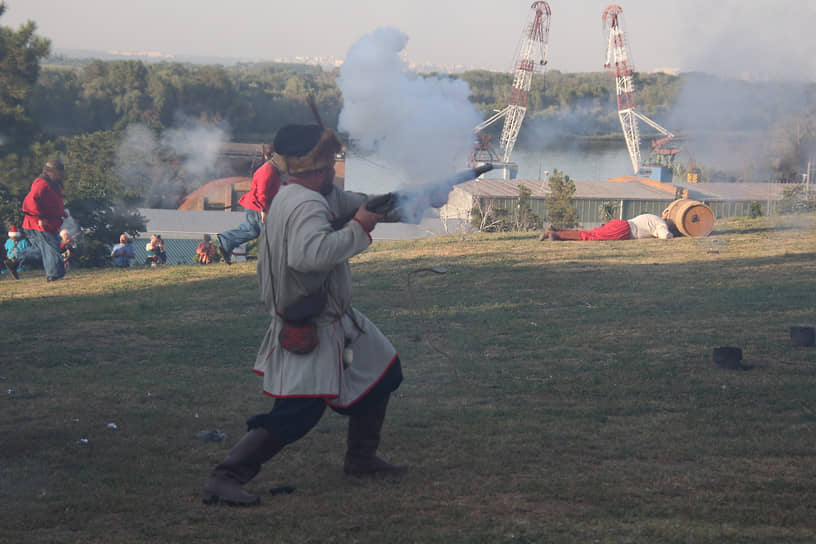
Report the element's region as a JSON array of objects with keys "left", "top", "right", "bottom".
[
  {"left": 8, "top": 225, "right": 21, "bottom": 238},
  {"left": 272, "top": 124, "right": 343, "bottom": 176}
]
